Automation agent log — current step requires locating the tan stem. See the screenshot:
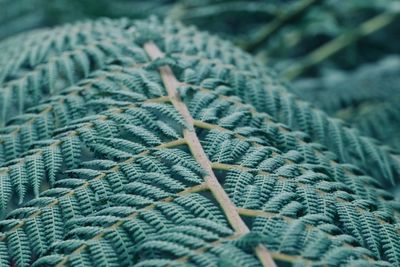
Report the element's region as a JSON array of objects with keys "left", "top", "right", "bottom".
[
  {"left": 144, "top": 42, "right": 277, "bottom": 267},
  {"left": 243, "top": 0, "right": 319, "bottom": 52},
  {"left": 284, "top": 10, "right": 400, "bottom": 80}
]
